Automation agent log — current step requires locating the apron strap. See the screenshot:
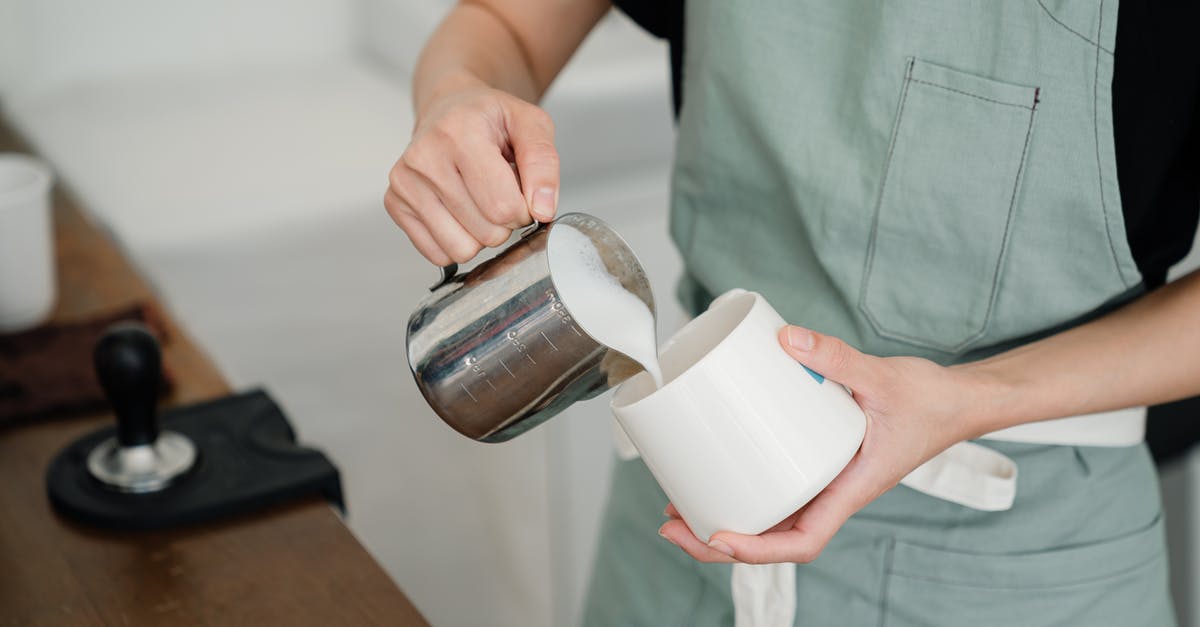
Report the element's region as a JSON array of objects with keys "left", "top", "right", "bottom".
[
  {"left": 898, "top": 441, "right": 1018, "bottom": 511},
  {"left": 732, "top": 563, "right": 796, "bottom": 627},
  {"left": 982, "top": 406, "right": 1146, "bottom": 446},
  {"left": 895, "top": 407, "right": 1147, "bottom": 513}
]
